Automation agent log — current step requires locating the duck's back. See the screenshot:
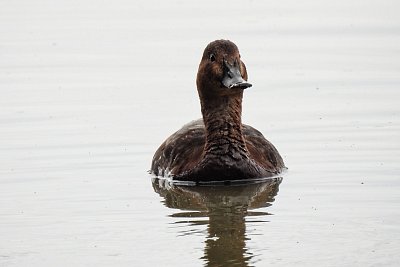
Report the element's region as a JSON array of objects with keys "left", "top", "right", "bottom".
[
  {"left": 151, "top": 119, "right": 284, "bottom": 178},
  {"left": 242, "top": 124, "right": 285, "bottom": 172},
  {"left": 151, "top": 120, "right": 205, "bottom": 177}
]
